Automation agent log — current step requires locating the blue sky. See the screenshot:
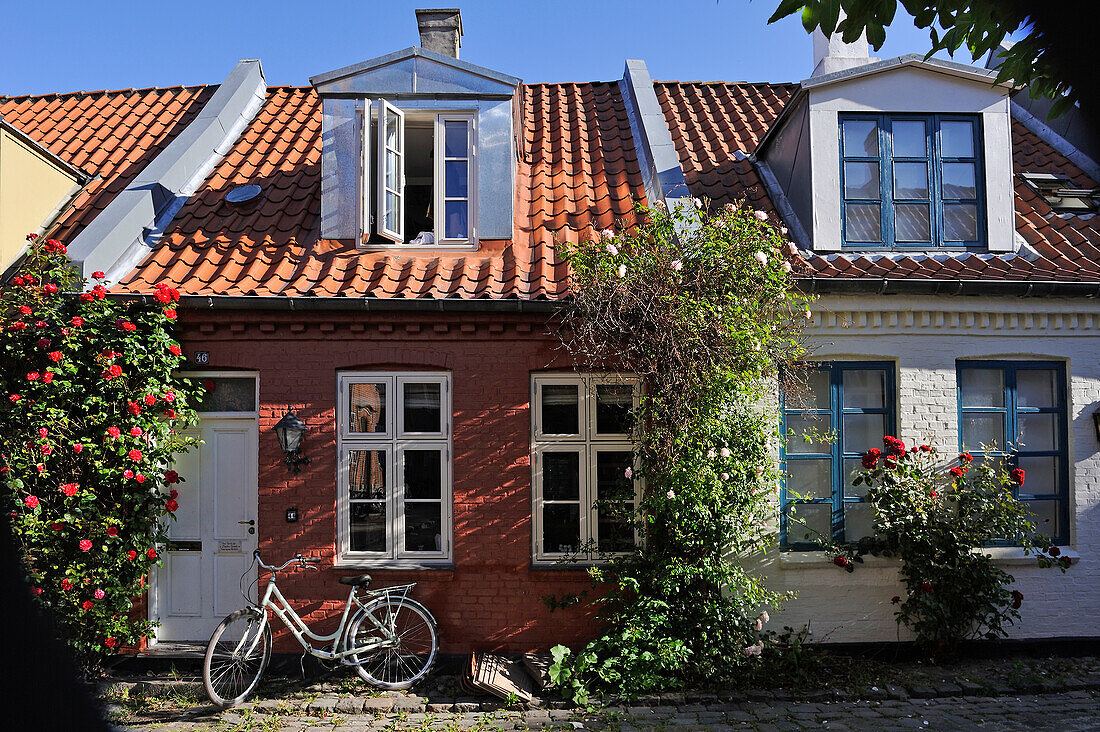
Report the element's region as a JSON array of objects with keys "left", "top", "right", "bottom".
[{"left": 1, "top": 1, "right": 1002, "bottom": 95}]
